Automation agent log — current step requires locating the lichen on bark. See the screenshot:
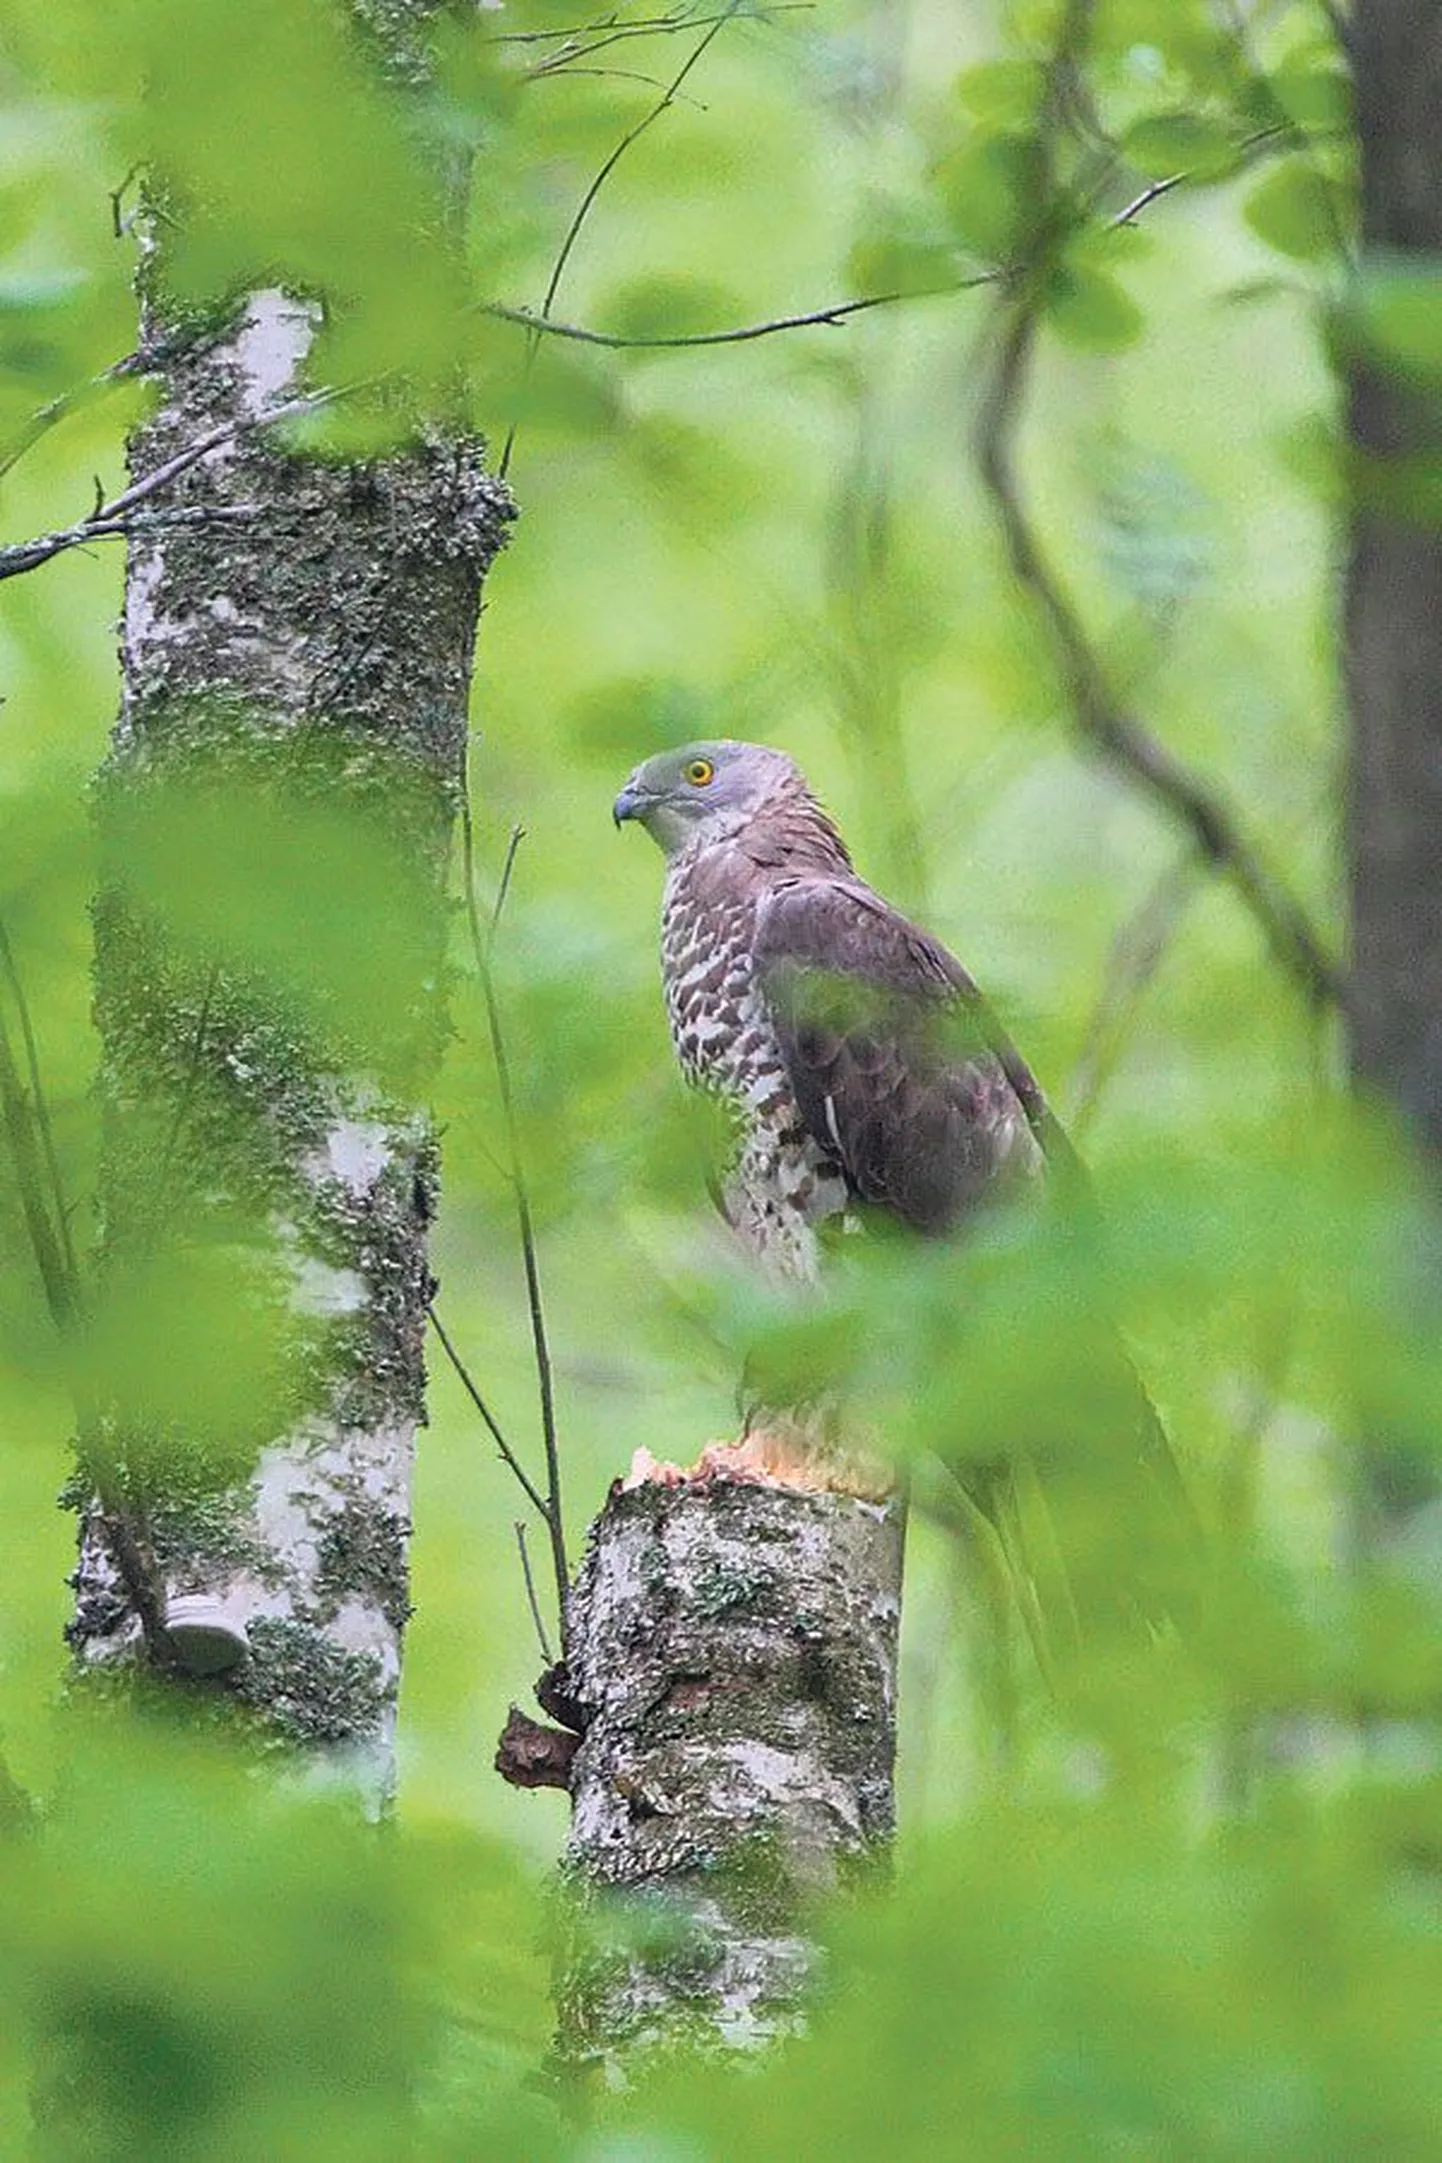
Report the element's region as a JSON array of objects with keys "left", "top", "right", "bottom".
[
  {"left": 72, "top": 5, "right": 512, "bottom": 1795},
  {"left": 553, "top": 1476, "right": 903, "bottom": 2075}
]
